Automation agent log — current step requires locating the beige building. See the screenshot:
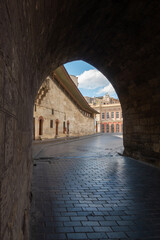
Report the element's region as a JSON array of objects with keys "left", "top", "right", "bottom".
[
  {"left": 33, "top": 66, "right": 98, "bottom": 140},
  {"left": 85, "top": 93, "right": 123, "bottom": 133},
  {"left": 70, "top": 75, "right": 79, "bottom": 87}
]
